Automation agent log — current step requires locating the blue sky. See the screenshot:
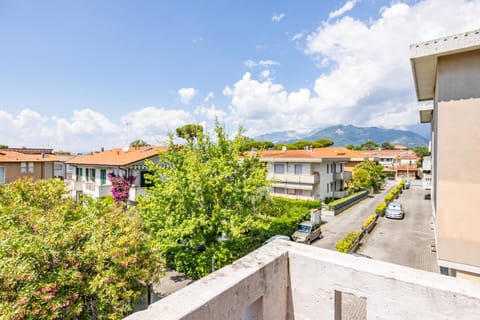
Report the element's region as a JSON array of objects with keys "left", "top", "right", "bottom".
[{"left": 1, "top": 0, "right": 479, "bottom": 150}]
